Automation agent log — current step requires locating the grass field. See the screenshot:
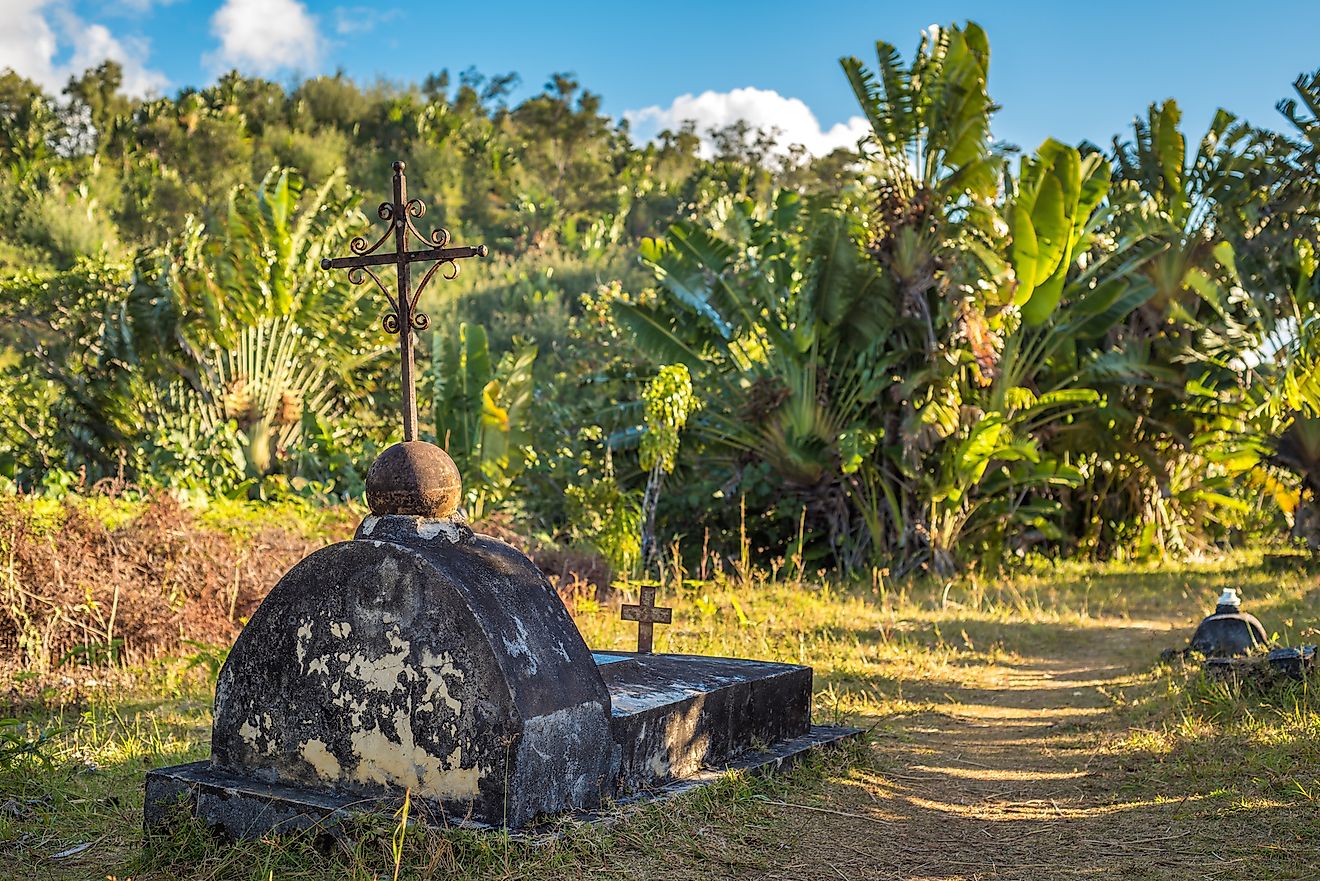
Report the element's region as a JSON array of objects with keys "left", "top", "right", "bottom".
[{"left": 3, "top": 552, "right": 1319, "bottom": 880}]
